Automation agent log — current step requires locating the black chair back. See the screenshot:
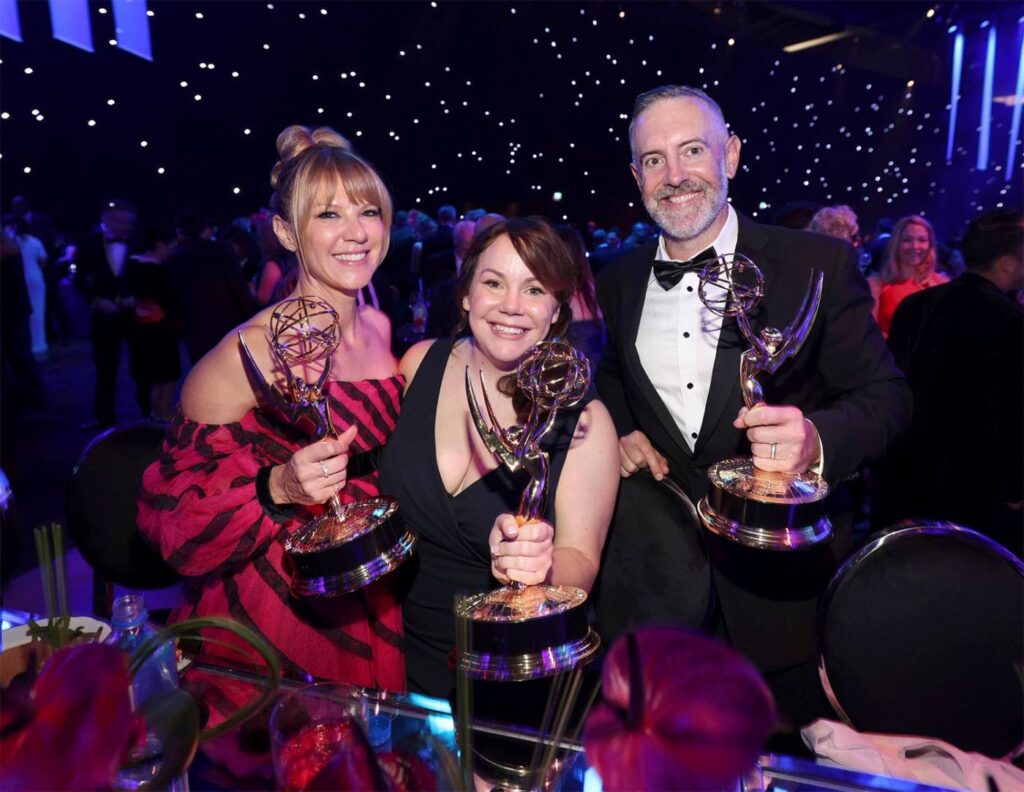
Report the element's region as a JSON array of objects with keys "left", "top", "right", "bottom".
[
  {"left": 593, "top": 472, "right": 714, "bottom": 645},
  {"left": 818, "top": 523, "right": 1023, "bottom": 757},
  {"left": 67, "top": 420, "right": 179, "bottom": 591}
]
